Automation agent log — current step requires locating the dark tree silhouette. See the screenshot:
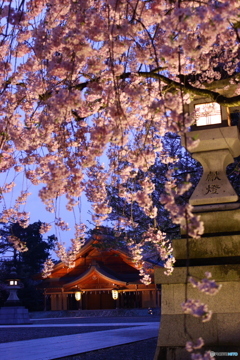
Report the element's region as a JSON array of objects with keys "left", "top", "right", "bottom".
[
  {"left": 107, "top": 133, "right": 202, "bottom": 241},
  {"left": 0, "top": 221, "right": 55, "bottom": 310}
]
